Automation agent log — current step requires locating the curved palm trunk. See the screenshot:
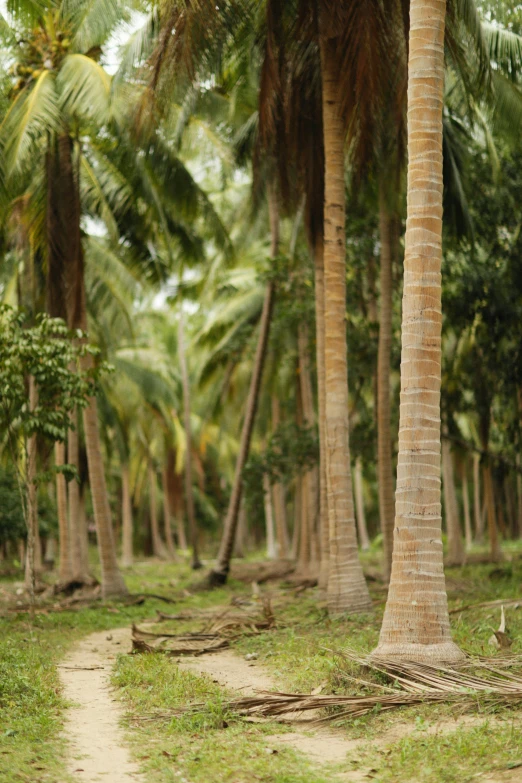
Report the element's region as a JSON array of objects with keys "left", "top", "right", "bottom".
[
  {"left": 209, "top": 190, "right": 278, "bottom": 585},
  {"left": 314, "top": 239, "right": 329, "bottom": 591},
  {"left": 178, "top": 309, "right": 202, "bottom": 569},
  {"left": 373, "top": 0, "right": 463, "bottom": 663},
  {"left": 55, "top": 440, "right": 73, "bottom": 583},
  {"left": 319, "top": 34, "right": 371, "bottom": 615},
  {"left": 377, "top": 191, "right": 396, "bottom": 579},
  {"left": 121, "top": 463, "right": 133, "bottom": 567},
  {"left": 162, "top": 465, "right": 178, "bottom": 560},
  {"left": 354, "top": 458, "right": 370, "bottom": 551},
  {"left": 148, "top": 460, "right": 169, "bottom": 560},
  {"left": 442, "top": 439, "right": 465, "bottom": 565}
]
